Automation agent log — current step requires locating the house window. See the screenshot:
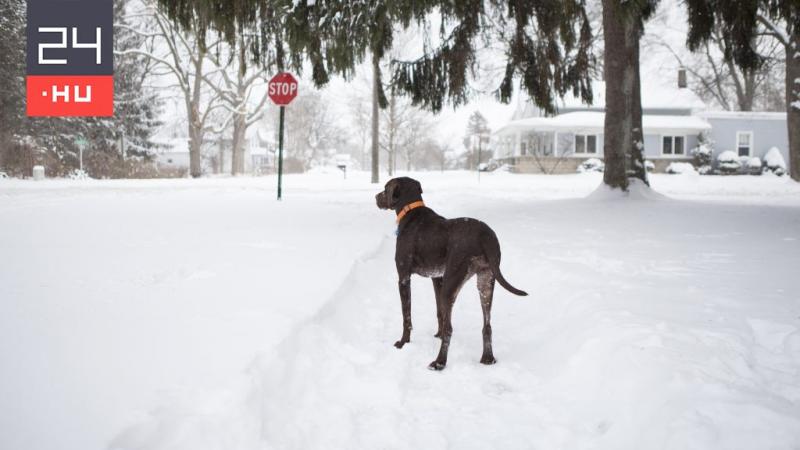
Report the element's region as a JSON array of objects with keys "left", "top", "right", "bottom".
[
  {"left": 520, "top": 141, "right": 527, "bottom": 156},
  {"left": 736, "top": 131, "right": 753, "bottom": 157},
  {"left": 662, "top": 136, "right": 685, "bottom": 155},
  {"left": 575, "top": 134, "right": 597, "bottom": 154}
]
